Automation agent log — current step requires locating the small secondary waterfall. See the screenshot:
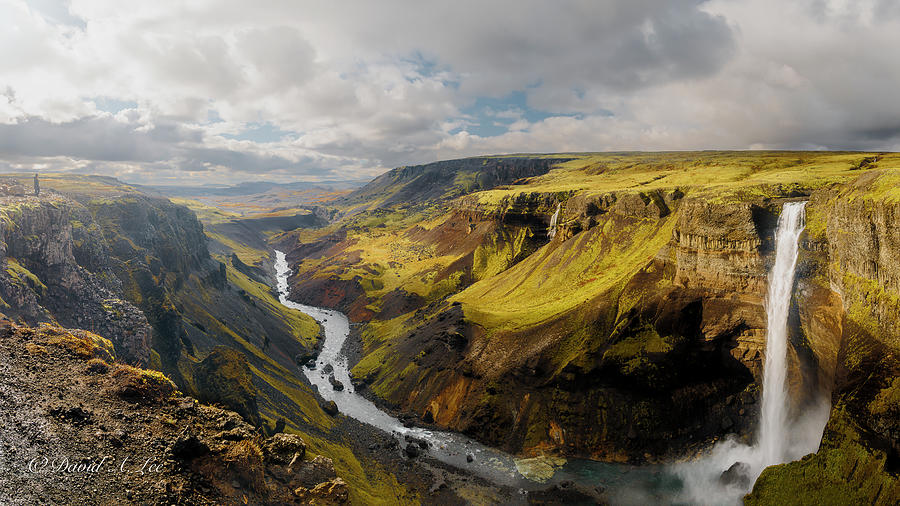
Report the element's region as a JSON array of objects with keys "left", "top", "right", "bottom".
[
  {"left": 548, "top": 203, "right": 561, "bottom": 239},
  {"left": 757, "top": 201, "right": 806, "bottom": 465},
  {"left": 676, "top": 201, "right": 830, "bottom": 505}
]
